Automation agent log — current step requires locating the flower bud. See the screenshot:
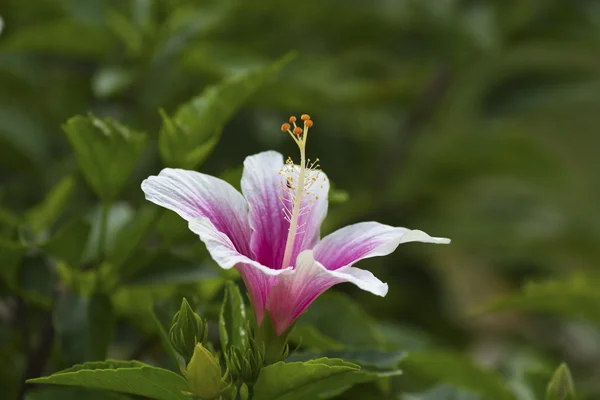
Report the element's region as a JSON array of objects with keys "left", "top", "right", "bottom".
[
  {"left": 186, "top": 343, "right": 223, "bottom": 400},
  {"left": 169, "top": 298, "right": 207, "bottom": 362},
  {"left": 225, "top": 337, "right": 265, "bottom": 386},
  {"left": 546, "top": 363, "right": 576, "bottom": 400}
]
